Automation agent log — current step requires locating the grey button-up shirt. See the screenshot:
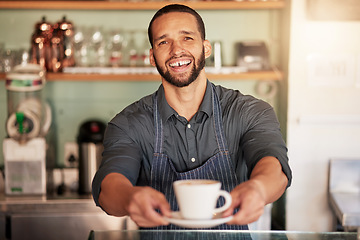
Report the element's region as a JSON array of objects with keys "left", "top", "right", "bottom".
[{"left": 92, "top": 81, "right": 292, "bottom": 206}]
